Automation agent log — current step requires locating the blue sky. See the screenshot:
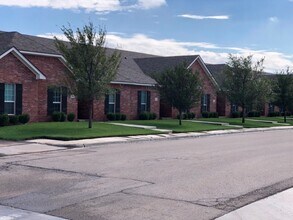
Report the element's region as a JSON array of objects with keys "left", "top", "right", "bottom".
[{"left": 0, "top": 0, "right": 293, "bottom": 72}]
